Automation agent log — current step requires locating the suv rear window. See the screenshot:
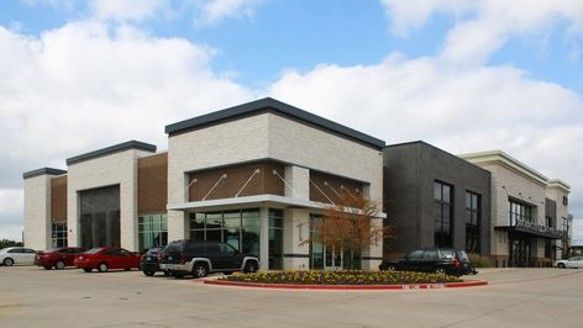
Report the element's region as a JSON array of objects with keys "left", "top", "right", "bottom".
[{"left": 439, "top": 249, "right": 455, "bottom": 259}]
